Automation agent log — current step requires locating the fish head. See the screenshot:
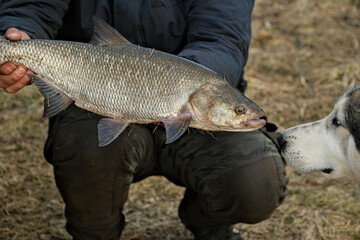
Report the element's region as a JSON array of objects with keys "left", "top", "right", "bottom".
[{"left": 189, "top": 84, "right": 266, "bottom": 131}]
